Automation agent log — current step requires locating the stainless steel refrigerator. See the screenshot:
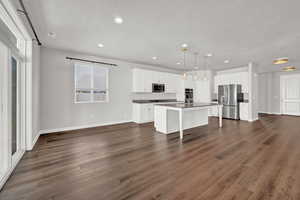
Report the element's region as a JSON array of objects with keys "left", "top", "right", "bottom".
[{"left": 218, "top": 84, "right": 242, "bottom": 119}]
